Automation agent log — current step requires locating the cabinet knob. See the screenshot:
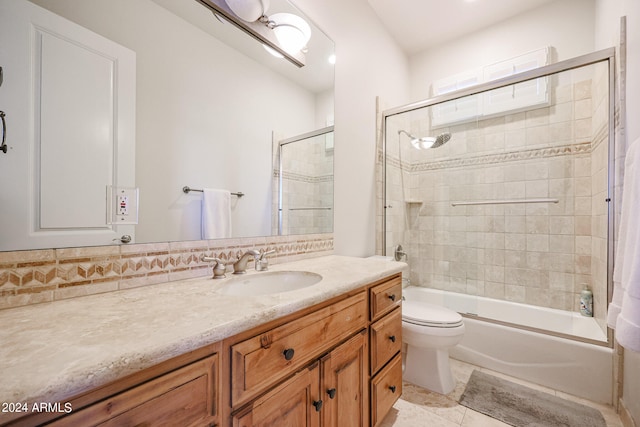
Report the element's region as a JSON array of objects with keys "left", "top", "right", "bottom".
[
  {"left": 313, "top": 400, "right": 323, "bottom": 412},
  {"left": 327, "top": 388, "right": 337, "bottom": 399},
  {"left": 283, "top": 348, "right": 295, "bottom": 361},
  {"left": 389, "top": 385, "right": 397, "bottom": 393},
  {"left": 388, "top": 294, "right": 396, "bottom": 302},
  {"left": 389, "top": 335, "right": 396, "bottom": 343}
]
